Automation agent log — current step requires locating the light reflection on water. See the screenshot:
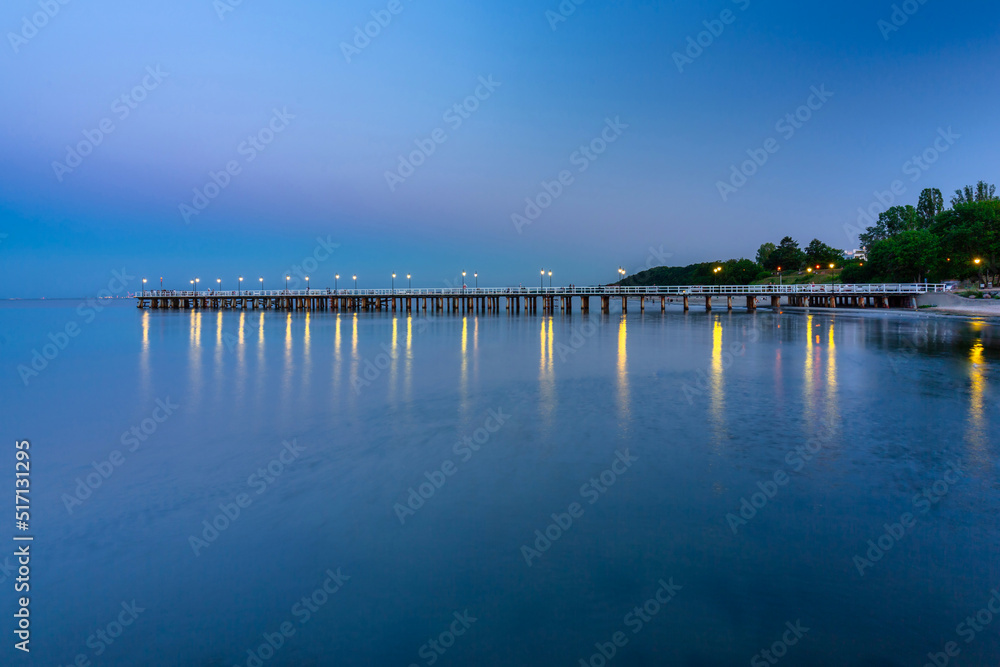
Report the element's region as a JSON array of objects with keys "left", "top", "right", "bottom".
[
  {"left": 140, "top": 309, "right": 150, "bottom": 398},
  {"left": 404, "top": 316, "right": 413, "bottom": 404},
  {"left": 188, "top": 309, "right": 201, "bottom": 405},
  {"left": 709, "top": 318, "right": 724, "bottom": 446},
  {"left": 11, "top": 302, "right": 998, "bottom": 666},
  {"left": 968, "top": 334, "right": 986, "bottom": 457},
  {"left": 539, "top": 316, "right": 555, "bottom": 423},
  {"left": 616, "top": 315, "right": 629, "bottom": 427}
]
